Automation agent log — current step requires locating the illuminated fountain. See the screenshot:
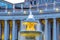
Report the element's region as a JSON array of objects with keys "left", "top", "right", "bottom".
[{"left": 20, "top": 10, "right": 41, "bottom": 37}]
